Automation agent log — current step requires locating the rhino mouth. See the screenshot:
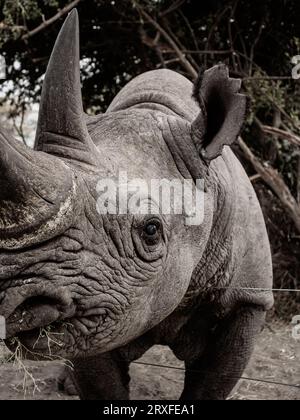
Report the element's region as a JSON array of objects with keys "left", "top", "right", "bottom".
[
  {"left": 3, "top": 293, "right": 112, "bottom": 357},
  {"left": 2, "top": 293, "right": 76, "bottom": 354},
  {"left": 5, "top": 322, "right": 64, "bottom": 355},
  {"left": 1, "top": 280, "right": 118, "bottom": 357}
]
